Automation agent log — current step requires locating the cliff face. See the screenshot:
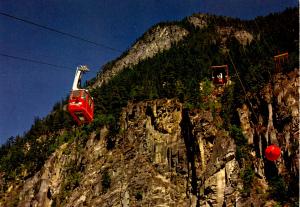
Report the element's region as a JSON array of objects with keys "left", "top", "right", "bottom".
[
  {"left": 92, "top": 25, "right": 189, "bottom": 88},
  {"left": 2, "top": 98, "right": 237, "bottom": 207},
  {"left": 1, "top": 69, "right": 299, "bottom": 206},
  {"left": 188, "top": 14, "right": 253, "bottom": 47}
]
